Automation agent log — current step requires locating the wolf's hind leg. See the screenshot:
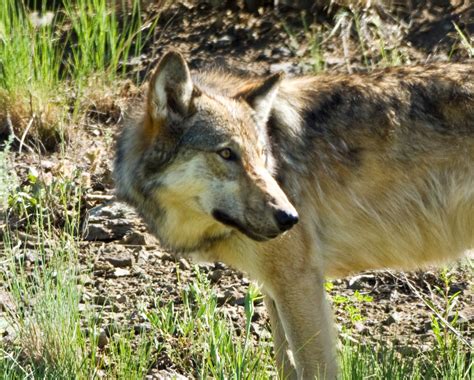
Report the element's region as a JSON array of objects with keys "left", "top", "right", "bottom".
[{"left": 264, "top": 295, "right": 297, "bottom": 380}]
